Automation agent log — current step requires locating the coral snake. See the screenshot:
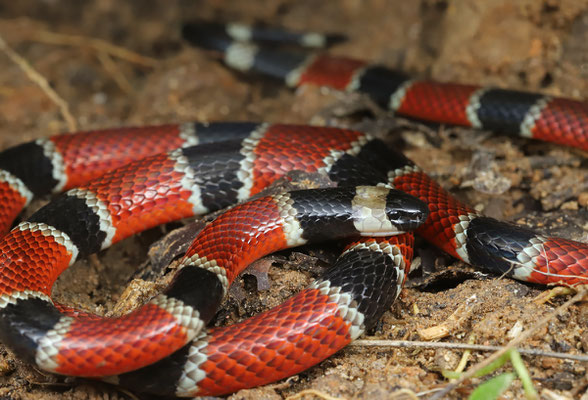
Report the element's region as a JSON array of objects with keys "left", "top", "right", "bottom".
[{"left": 0, "top": 22, "right": 585, "bottom": 397}]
